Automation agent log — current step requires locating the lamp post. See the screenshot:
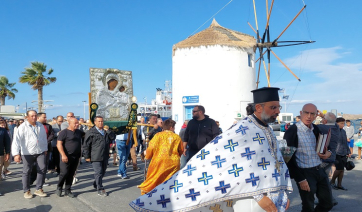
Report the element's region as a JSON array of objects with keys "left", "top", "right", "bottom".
[{"left": 82, "top": 101, "right": 86, "bottom": 120}]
